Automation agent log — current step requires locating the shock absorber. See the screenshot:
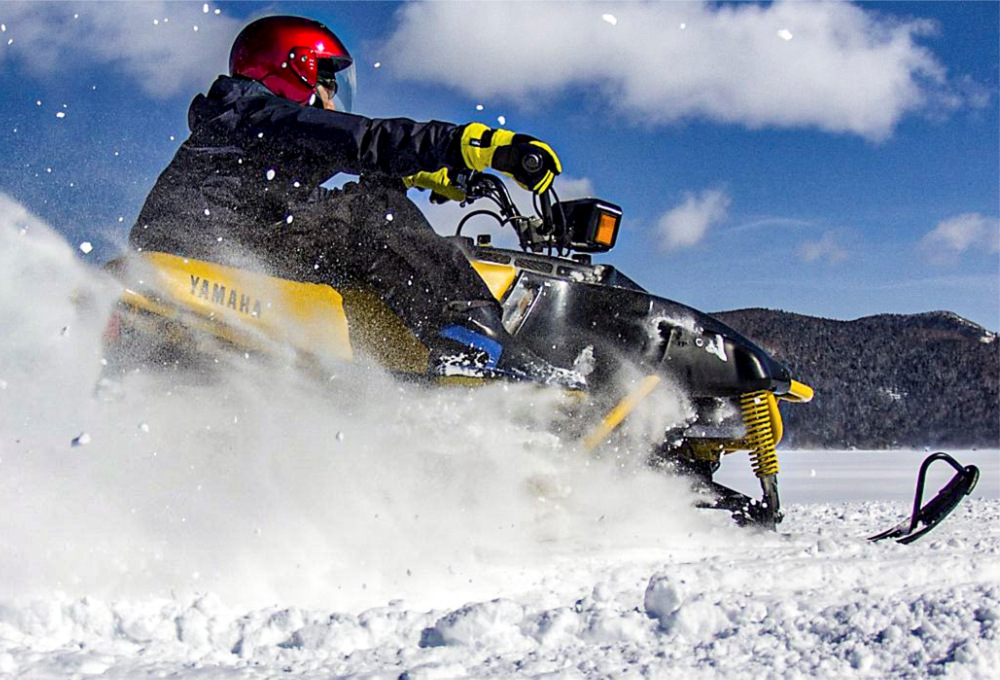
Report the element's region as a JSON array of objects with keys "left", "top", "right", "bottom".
[{"left": 740, "top": 391, "right": 780, "bottom": 477}]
